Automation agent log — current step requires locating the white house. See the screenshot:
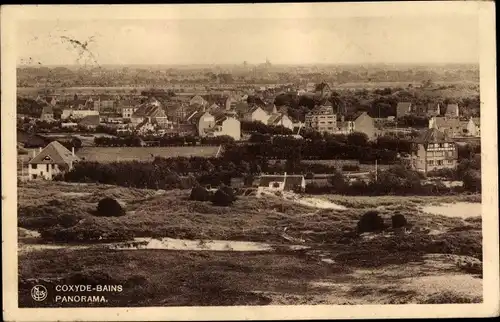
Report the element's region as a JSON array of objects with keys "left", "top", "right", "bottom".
[
  {"left": 205, "top": 116, "right": 241, "bottom": 141},
  {"left": 243, "top": 106, "right": 270, "bottom": 124},
  {"left": 28, "top": 141, "right": 80, "bottom": 180}
]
